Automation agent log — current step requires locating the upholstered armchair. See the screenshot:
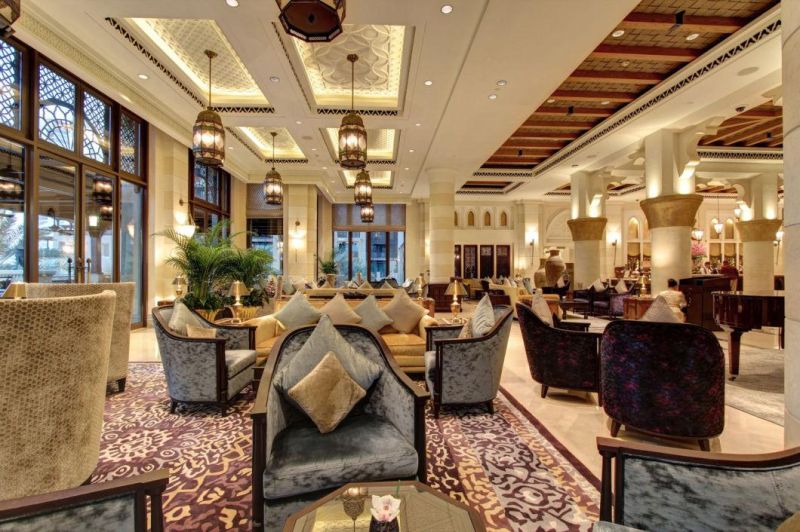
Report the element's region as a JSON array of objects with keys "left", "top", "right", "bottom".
[
  {"left": 25, "top": 282, "right": 135, "bottom": 392},
  {"left": 424, "top": 306, "right": 514, "bottom": 417},
  {"left": 596, "top": 437, "right": 800, "bottom": 532},
  {"left": 251, "top": 323, "right": 427, "bottom": 532},
  {"left": 152, "top": 305, "right": 257, "bottom": 415},
  {"left": 0, "top": 470, "right": 169, "bottom": 531},
  {"left": 600, "top": 320, "right": 725, "bottom": 450},
  {"left": 517, "top": 303, "right": 602, "bottom": 401},
  {"left": 0, "top": 292, "right": 116, "bottom": 500}
]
